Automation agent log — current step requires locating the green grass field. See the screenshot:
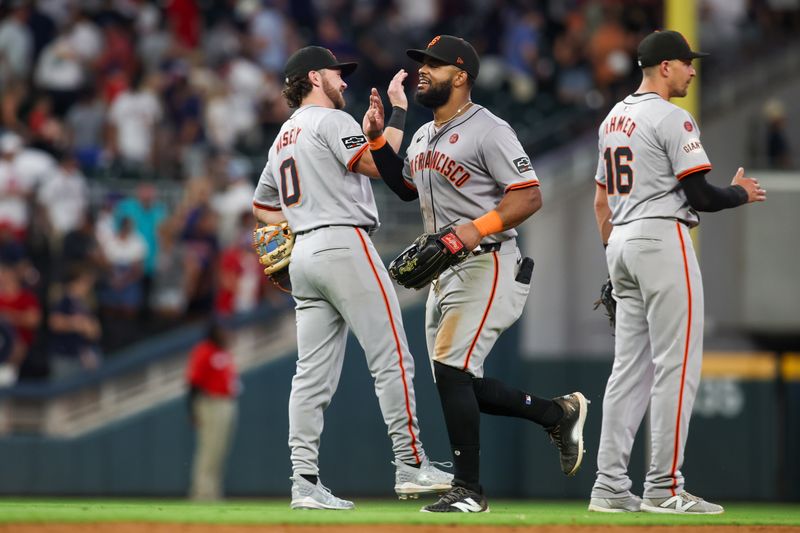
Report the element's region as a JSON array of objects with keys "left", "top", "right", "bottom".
[{"left": 1, "top": 500, "right": 799, "bottom": 527}]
